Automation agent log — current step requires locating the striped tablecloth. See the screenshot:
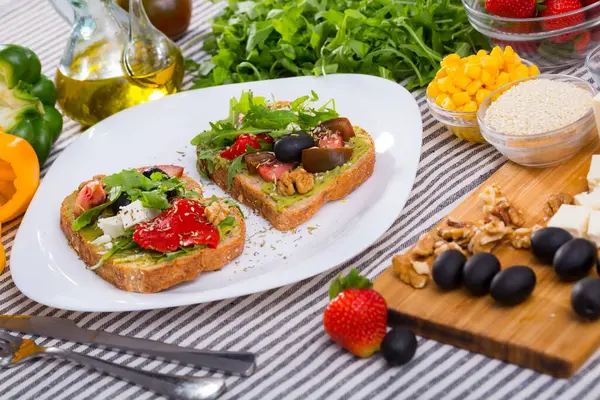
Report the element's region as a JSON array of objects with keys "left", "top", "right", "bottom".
[{"left": 1, "top": 1, "right": 600, "bottom": 399}]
